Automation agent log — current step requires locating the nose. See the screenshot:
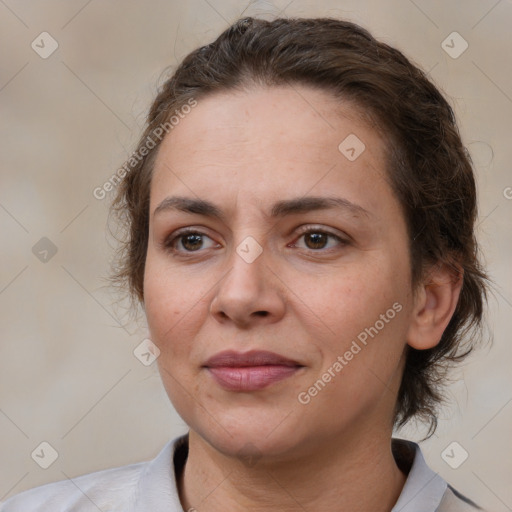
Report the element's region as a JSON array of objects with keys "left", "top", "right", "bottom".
[{"left": 209, "top": 244, "right": 286, "bottom": 329}]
